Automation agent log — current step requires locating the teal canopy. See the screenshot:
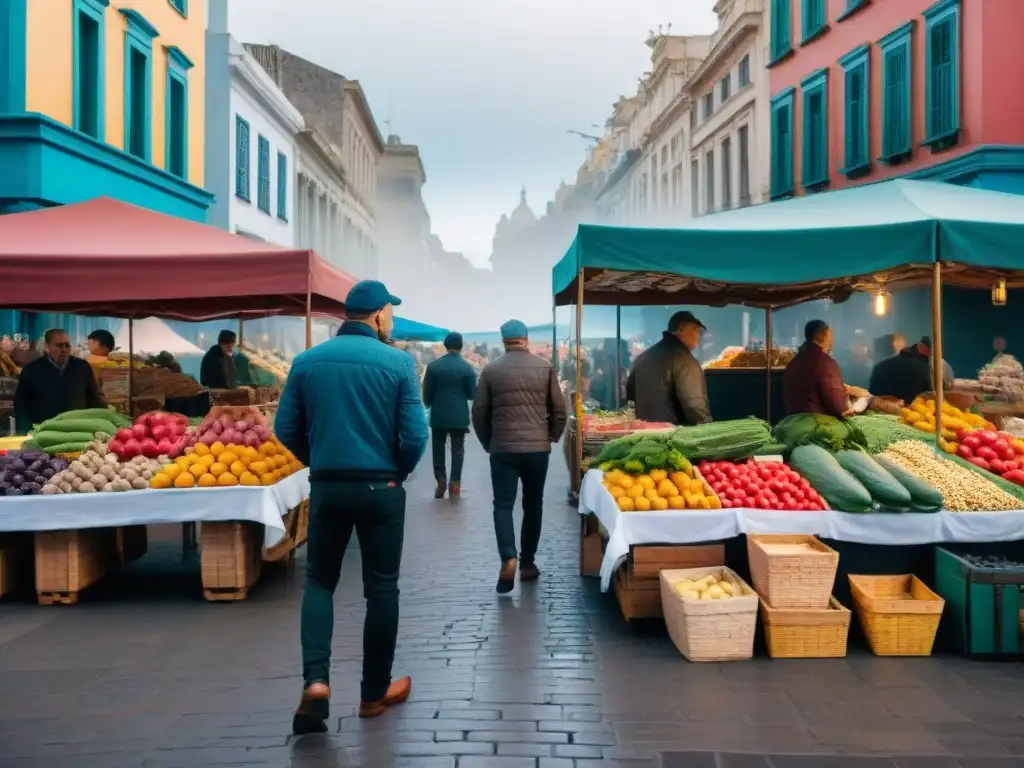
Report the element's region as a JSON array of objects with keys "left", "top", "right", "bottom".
[
  {"left": 391, "top": 316, "right": 449, "bottom": 342},
  {"left": 552, "top": 179, "right": 1024, "bottom": 308}
]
